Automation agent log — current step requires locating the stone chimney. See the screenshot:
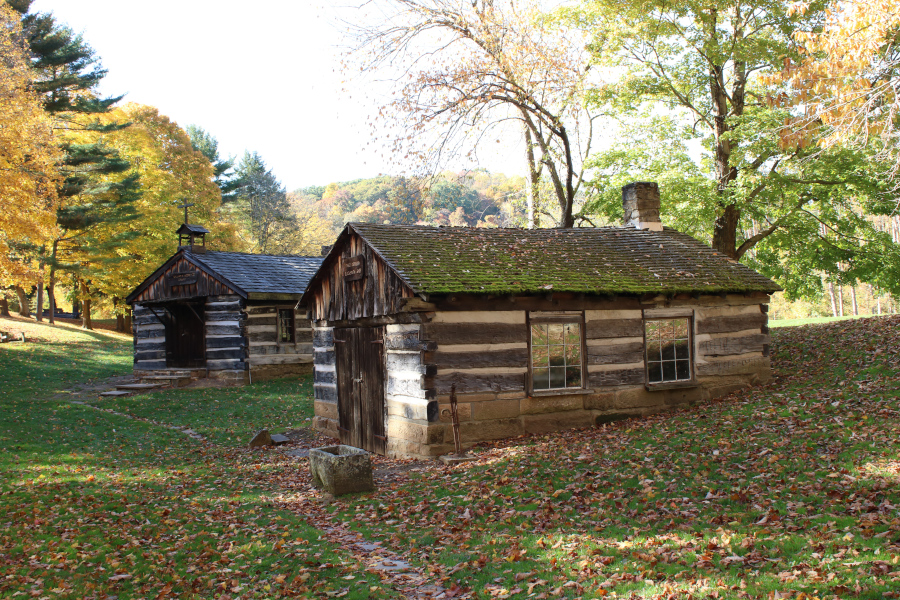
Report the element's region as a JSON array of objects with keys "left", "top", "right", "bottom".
[{"left": 622, "top": 182, "right": 663, "bottom": 231}]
